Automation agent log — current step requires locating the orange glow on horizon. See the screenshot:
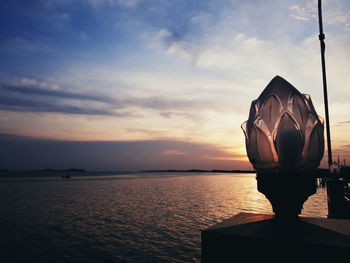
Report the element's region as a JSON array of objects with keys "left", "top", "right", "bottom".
[
  {"left": 160, "top": 150, "right": 187, "bottom": 156},
  {"left": 202, "top": 155, "right": 248, "bottom": 162}
]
